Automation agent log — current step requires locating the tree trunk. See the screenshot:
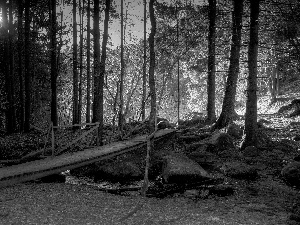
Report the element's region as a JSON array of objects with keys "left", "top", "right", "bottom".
[
  {"left": 24, "top": 0, "right": 31, "bottom": 132},
  {"left": 119, "top": 0, "right": 124, "bottom": 134},
  {"left": 269, "top": 67, "right": 277, "bottom": 102},
  {"left": 92, "top": 0, "right": 100, "bottom": 126},
  {"left": 78, "top": 0, "right": 84, "bottom": 124},
  {"left": 213, "top": 0, "right": 243, "bottom": 129},
  {"left": 50, "top": 0, "right": 58, "bottom": 127},
  {"left": 17, "top": 0, "right": 24, "bottom": 132},
  {"left": 241, "top": 0, "right": 260, "bottom": 150},
  {"left": 148, "top": 0, "right": 157, "bottom": 132},
  {"left": 93, "top": 0, "right": 111, "bottom": 145},
  {"left": 8, "top": 0, "right": 16, "bottom": 132},
  {"left": 86, "top": 0, "right": 91, "bottom": 123},
  {"left": 206, "top": 0, "right": 216, "bottom": 123},
  {"left": 141, "top": 0, "right": 147, "bottom": 121},
  {"left": 72, "top": 0, "right": 79, "bottom": 126},
  {"left": 1, "top": 0, "right": 12, "bottom": 133}
]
